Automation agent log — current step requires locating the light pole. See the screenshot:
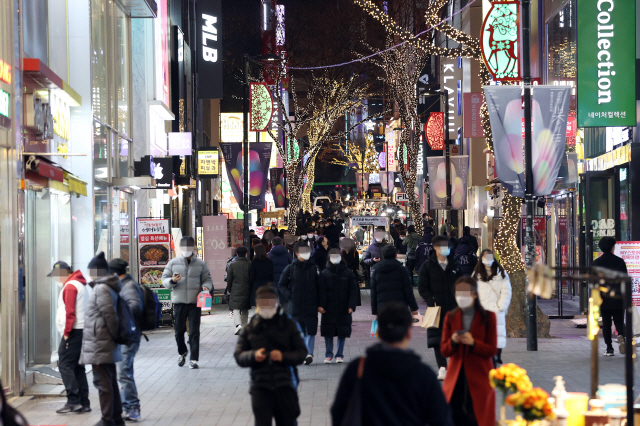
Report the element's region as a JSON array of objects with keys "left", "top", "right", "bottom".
[{"left": 242, "top": 53, "right": 281, "bottom": 249}]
